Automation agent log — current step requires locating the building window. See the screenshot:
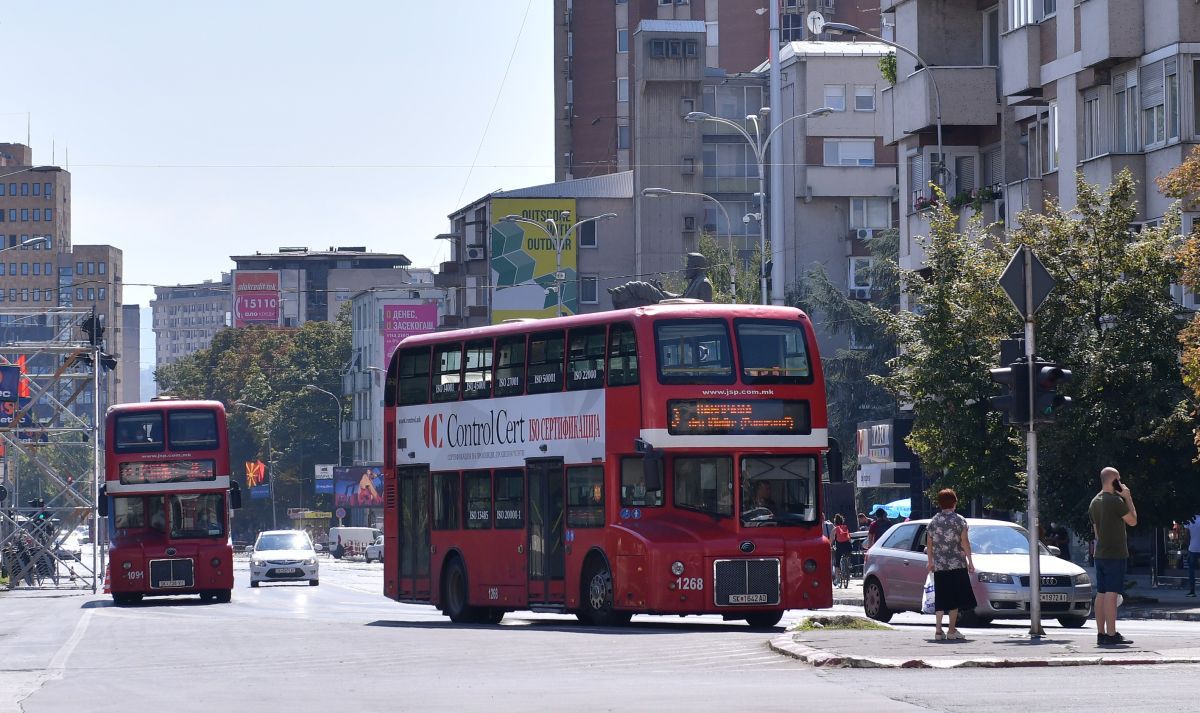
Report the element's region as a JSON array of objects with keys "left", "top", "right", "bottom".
[
  {"left": 32, "top": 209, "right": 40, "bottom": 221},
  {"left": 99, "top": 288, "right": 106, "bottom": 300},
  {"left": 99, "top": 262, "right": 107, "bottom": 275},
  {"left": 46, "top": 208, "right": 53, "bottom": 221},
  {"left": 617, "top": 29, "right": 628, "bottom": 53},
  {"left": 76, "top": 288, "right": 84, "bottom": 300},
  {"left": 1083, "top": 95, "right": 1104, "bottom": 159},
  {"left": 88, "top": 262, "right": 95, "bottom": 274},
  {"left": 617, "top": 123, "right": 630, "bottom": 150},
  {"left": 849, "top": 257, "right": 874, "bottom": 290},
  {"left": 32, "top": 183, "right": 40, "bottom": 196},
  {"left": 32, "top": 262, "right": 40, "bottom": 276},
  {"left": 44, "top": 183, "right": 52, "bottom": 197},
  {"left": 823, "top": 139, "right": 875, "bottom": 166},
  {"left": 850, "top": 198, "right": 890, "bottom": 229},
  {"left": 706, "top": 21, "right": 718, "bottom": 46},
  {"left": 20, "top": 209, "right": 28, "bottom": 221},
  {"left": 88, "top": 288, "right": 95, "bottom": 300},
  {"left": 1140, "top": 59, "right": 1179, "bottom": 148},
  {"left": 824, "top": 84, "right": 846, "bottom": 112},
  {"left": 578, "top": 220, "right": 598, "bottom": 248},
  {"left": 580, "top": 275, "right": 599, "bottom": 304},
  {"left": 782, "top": 13, "right": 803, "bottom": 42},
  {"left": 20, "top": 263, "right": 28, "bottom": 276},
  {"left": 684, "top": 40, "right": 697, "bottom": 57},
  {"left": 6, "top": 210, "right": 12, "bottom": 222},
  {"left": 1045, "top": 102, "right": 1059, "bottom": 172},
  {"left": 617, "top": 77, "right": 629, "bottom": 103},
  {"left": 854, "top": 85, "right": 875, "bottom": 112},
  {"left": 668, "top": 40, "right": 683, "bottom": 58},
  {"left": 20, "top": 183, "right": 28, "bottom": 196},
  {"left": 76, "top": 261, "right": 84, "bottom": 274},
  {"left": 1113, "top": 71, "right": 1139, "bottom": 152},
  {"left": 650, "top": 39, "right": 667, "bottom": 58},
  {"left": 44, "top": 262, "right": 51, "bottom": 275}
]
